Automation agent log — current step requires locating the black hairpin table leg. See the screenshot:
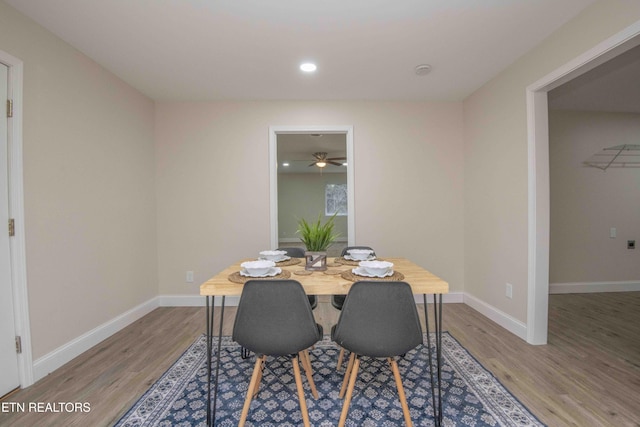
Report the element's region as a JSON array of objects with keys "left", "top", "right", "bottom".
[
  {"left": 206, "top": 296, "right": 214, "bottom": 427},
  {"left": 212, "top": 296, "right": 225, "bottom": 423},
  {"left": 206, "top": 296, "right": 226, "bottom": 427},
  {"left": 423, "top": 293, "right": 444, "bottom": 427}
]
